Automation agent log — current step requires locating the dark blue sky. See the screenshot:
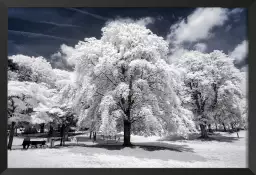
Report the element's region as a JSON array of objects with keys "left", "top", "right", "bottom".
[{"left": 8, "top": 8, "right": 247, "bottom": 70}]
